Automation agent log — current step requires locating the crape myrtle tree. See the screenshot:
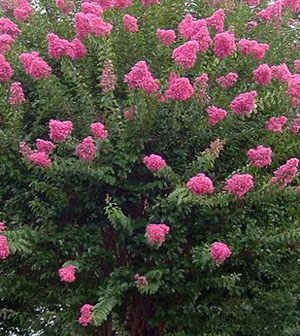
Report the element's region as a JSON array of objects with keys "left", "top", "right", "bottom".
[{"left": 1, "top": 0, "right": 300, "bottom": 334}]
